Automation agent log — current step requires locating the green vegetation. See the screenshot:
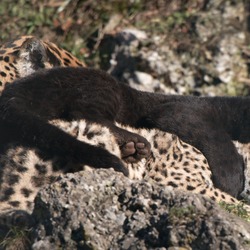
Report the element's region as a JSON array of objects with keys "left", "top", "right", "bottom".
[
  {"left": 168, "top": 205, "right": 197, "bottom": 221},
  {"left": 219, "top": 201, "right": 250, "bottom": 222},
  {"left": 0, "top": 1, "right": 55, "bottom": 40},
  {"left": 0, "top": 1, "right": 202, "bottom": 64},
  {"left": 0, "top": 226, "right": 32, "bottom": 250},
  {"left": 0, "top": 0, "right": 146, "bottom": 62}
]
